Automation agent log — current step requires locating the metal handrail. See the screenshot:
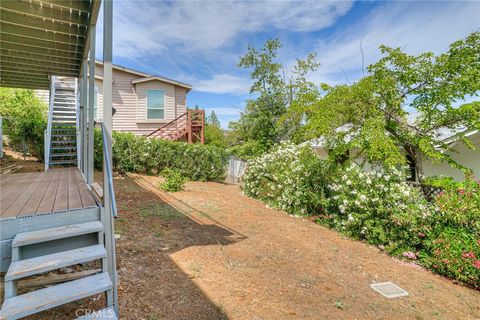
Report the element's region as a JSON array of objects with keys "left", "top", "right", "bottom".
[{"left": 100, "top": 122, "right": 118, "bottom": 218}]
